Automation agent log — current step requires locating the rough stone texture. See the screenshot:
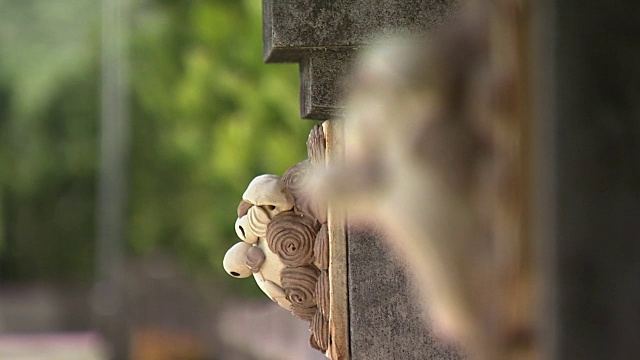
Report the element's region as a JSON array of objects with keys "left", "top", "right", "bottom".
[
  {"left": 262, "top": 1, "right": 465, "bottom": 357},
  {"left": 263, "top": 0, "right": 459, "bottom": 119},
  {"left": 536, "top": 0, "right": 640, "bottom": 358},
  {"left": 263, "top": 0, "right": 456, "bottom": 61},
  {"left": 300, "top": 50, "right": 354, "bottom": 119},
  {"left": 348, "top": 226, "right": 464, "bottom": 359}
]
